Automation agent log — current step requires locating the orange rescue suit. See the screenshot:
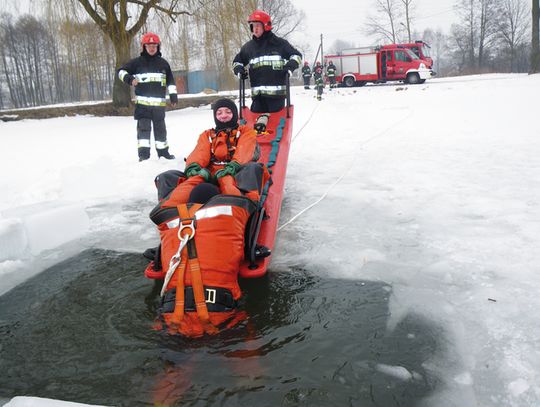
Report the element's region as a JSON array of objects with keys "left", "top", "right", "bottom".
[
  {"left": 155, "top": 194, "right": 257, "bottom": 337},
  {"left": 163, "top": 125, "right": 259, "bottom": 206},
  {"left": 188, "top": 124, "right": 257, "bottom": 171}
]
